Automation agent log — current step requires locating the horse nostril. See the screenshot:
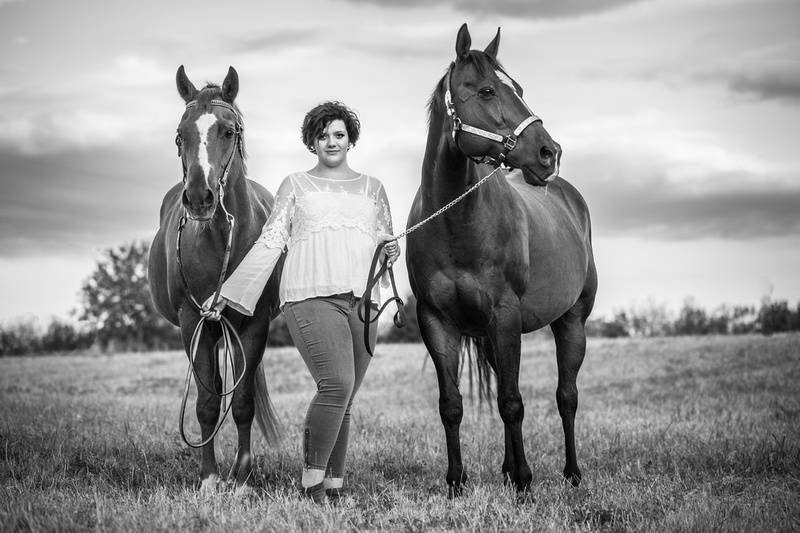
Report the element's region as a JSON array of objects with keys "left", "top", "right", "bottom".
[
  {"left": 204, "top": 189, "right": 214, "bottom": 206},
  {"left": 539, "top": 146, "right": 554, "bottom": 166}
]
